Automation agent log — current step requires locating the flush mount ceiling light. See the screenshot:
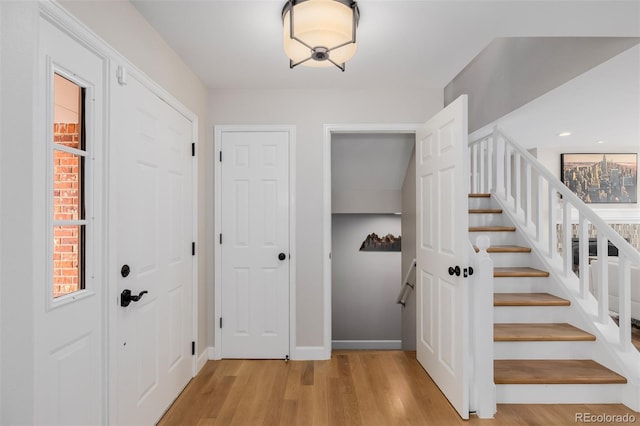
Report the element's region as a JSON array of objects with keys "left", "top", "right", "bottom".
[{"left": 282, "top": 0, "right": 360, "bottom": 72}]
